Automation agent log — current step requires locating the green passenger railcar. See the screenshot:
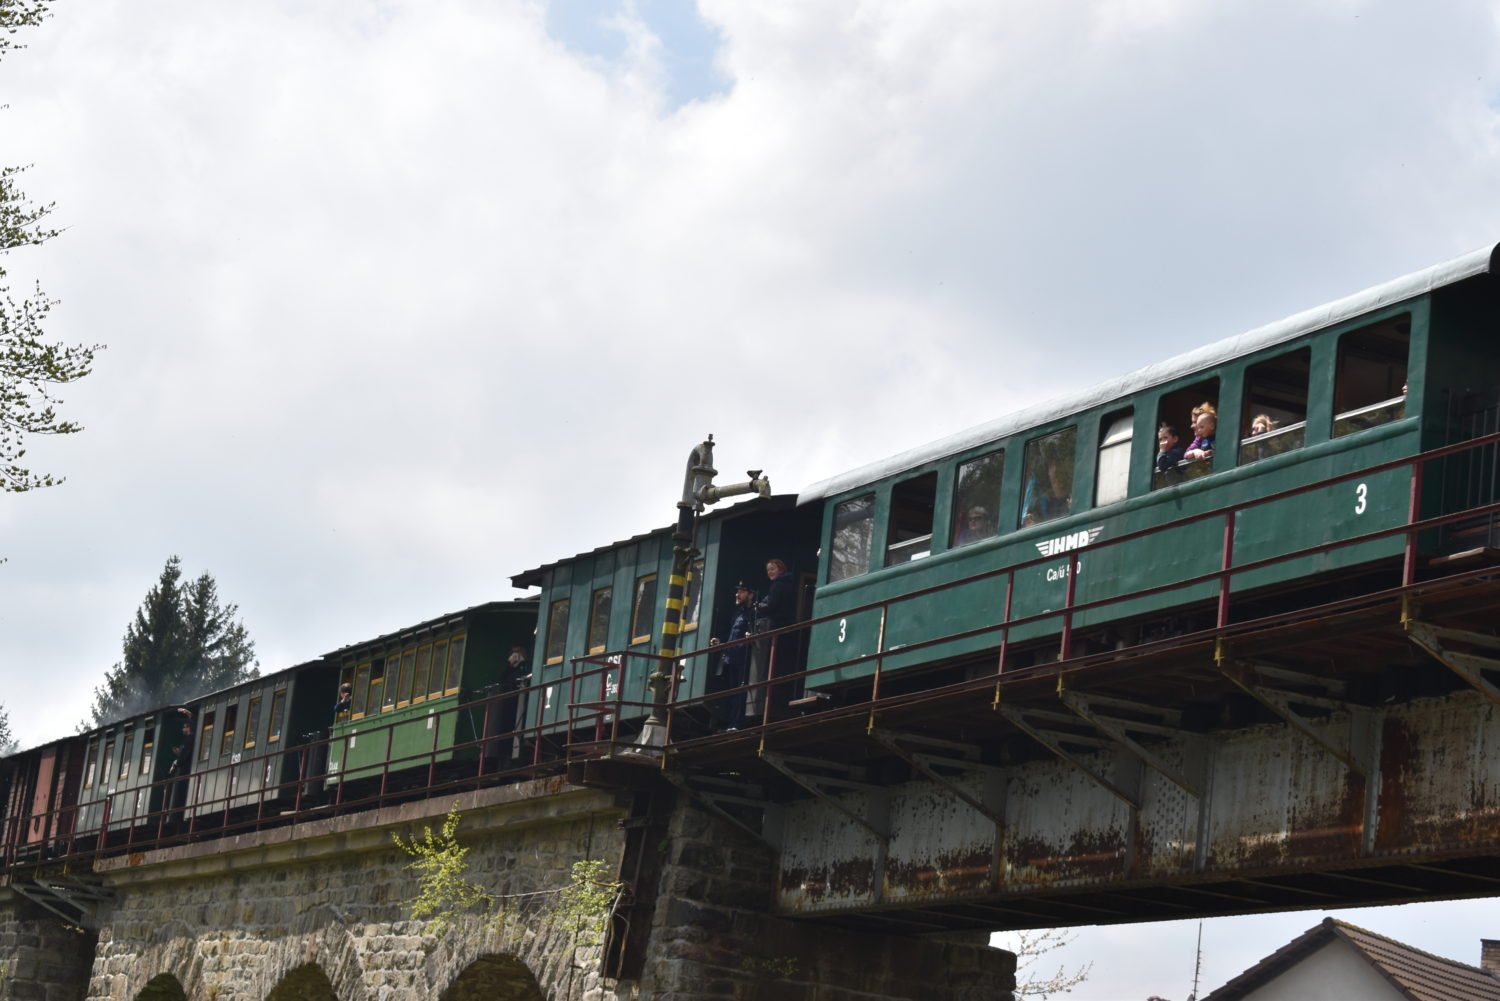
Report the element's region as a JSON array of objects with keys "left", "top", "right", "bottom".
[
  {"left": 324, "top": 601, "right": 537, "bottom": 787},
  {"left": 798, "top": 244, "right": 1500, "bottom": 688},
  {"left": 511, "top": 496, "right": 821, "bottom": 736},
  {"left": 76, "top": 711, "right": 179, "bottom": 835}
]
